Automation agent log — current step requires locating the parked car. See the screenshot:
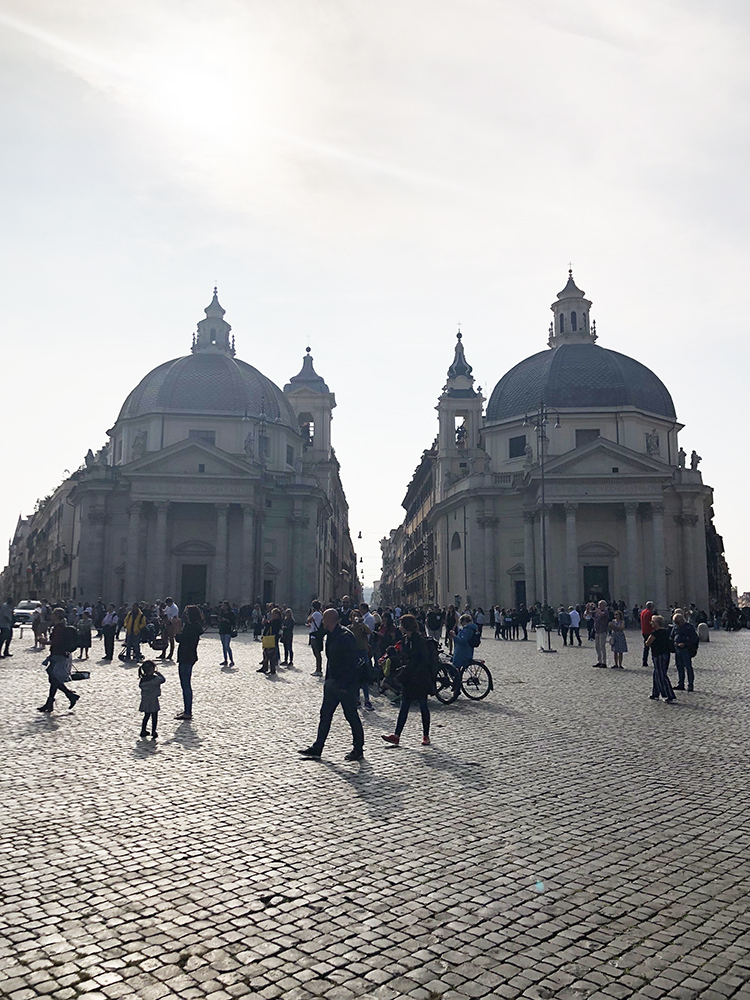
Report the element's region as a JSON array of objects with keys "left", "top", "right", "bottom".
[{"left": 13, "top": 600, "right": 42, "bottom": 626}]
